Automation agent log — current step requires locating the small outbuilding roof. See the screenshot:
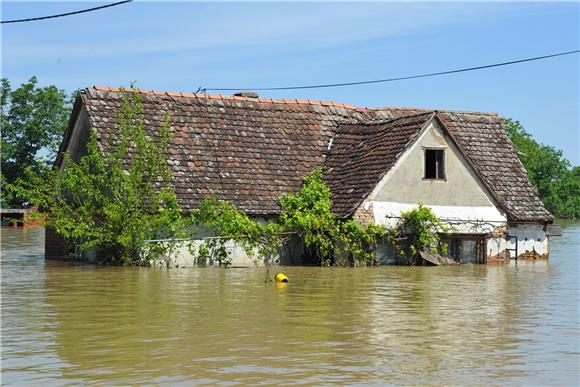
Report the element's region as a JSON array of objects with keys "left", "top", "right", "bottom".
[{"left": 59, "top": 86, "right": 553, "bottom": 223}]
